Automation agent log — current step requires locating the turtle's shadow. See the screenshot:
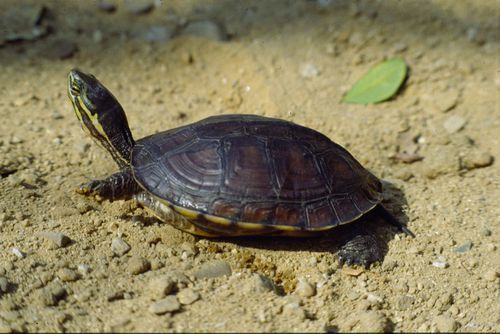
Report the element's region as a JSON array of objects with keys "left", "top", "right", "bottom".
[{"left": 214, "top": 181, "right": 410, "bottom": 260}]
